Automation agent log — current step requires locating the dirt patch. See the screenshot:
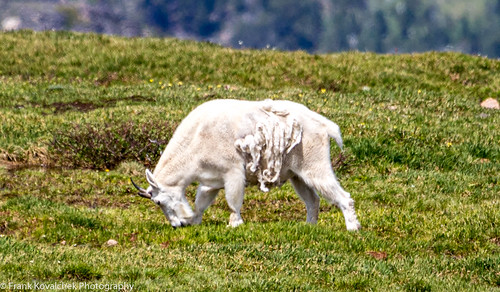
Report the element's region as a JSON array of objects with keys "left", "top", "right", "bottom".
[
  {"left": 64, "top": 195, "right": 132, "bottom": 209},
  {"left": 50, "top": 101, "right": 98, "bottom": 113},
  {"left": 0, "top": 147, "right": 50, "bottom": 172},
  {"left": 124, "top": 95, "right": 154, "bottom": 103},
  {"left": 42, "top": 95, "right": 154, "bottom": 114},
  {"left": 1, "top": 155, "right": 64, "bottom": 174}
]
